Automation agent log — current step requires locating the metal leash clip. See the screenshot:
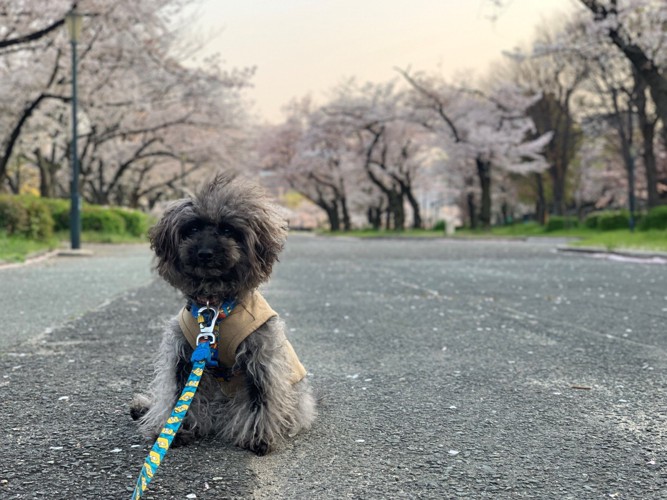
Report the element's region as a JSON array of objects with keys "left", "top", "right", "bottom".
[{"left": 196, "top": 304, "right": 220, "bottom": 345}]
